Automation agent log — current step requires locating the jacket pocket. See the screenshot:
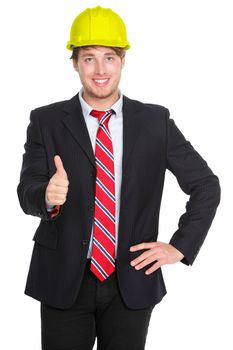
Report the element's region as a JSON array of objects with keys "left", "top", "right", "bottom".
[{"left": 32, "top": 220, "right": 58, "bottom": 249}]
